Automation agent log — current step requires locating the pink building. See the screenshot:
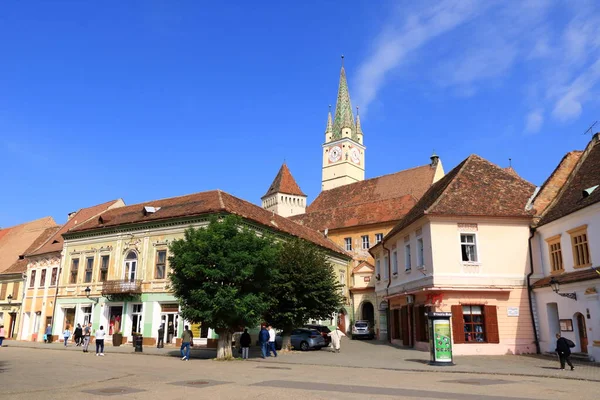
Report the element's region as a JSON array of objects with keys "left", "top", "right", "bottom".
[{"left": 370, "top": 155, "right": 538, "bottom": 355}]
